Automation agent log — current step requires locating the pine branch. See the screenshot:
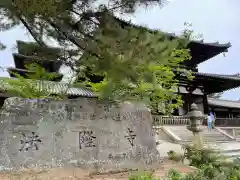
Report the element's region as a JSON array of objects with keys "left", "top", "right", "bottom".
[
  {"left": 46, "top": 19, "right": 103, "bottom": 61},
  {"left": 16, "top": 13, "right": 45, "bottom": 46}
]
